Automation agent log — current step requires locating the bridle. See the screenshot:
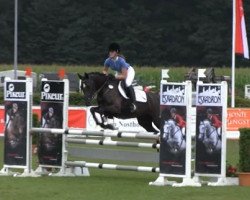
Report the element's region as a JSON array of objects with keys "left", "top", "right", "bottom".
[{"left": 82, "top": 76, "right": 110, "bottom": 103}]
